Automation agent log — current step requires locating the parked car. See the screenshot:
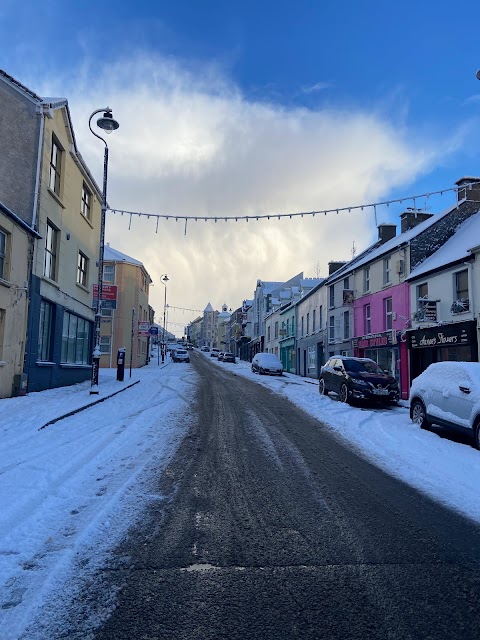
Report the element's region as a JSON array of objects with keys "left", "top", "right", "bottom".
[
  {"left": 172, "top": 348, "right": 190, "bottom": 363},
  {"left": 218, "top": 352, "right": 225, "bottom": 361},
  {"left": 409, "top": 362, "right": 480, "bottom": 448},
  {"left": 211, "top": 349, "right": 220, "bottom": 358},
  {"left": 319, "top": 356, "right": 399, "bottom": 404},
  {"left": 222, "top": 352, "right": 236, "bottom": 363},
  {"left": 200, "top": 346, "right": 210, "bottom": 352},
  {"left": 251, "top": 353, "right": 283, "bottom": 375}
]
